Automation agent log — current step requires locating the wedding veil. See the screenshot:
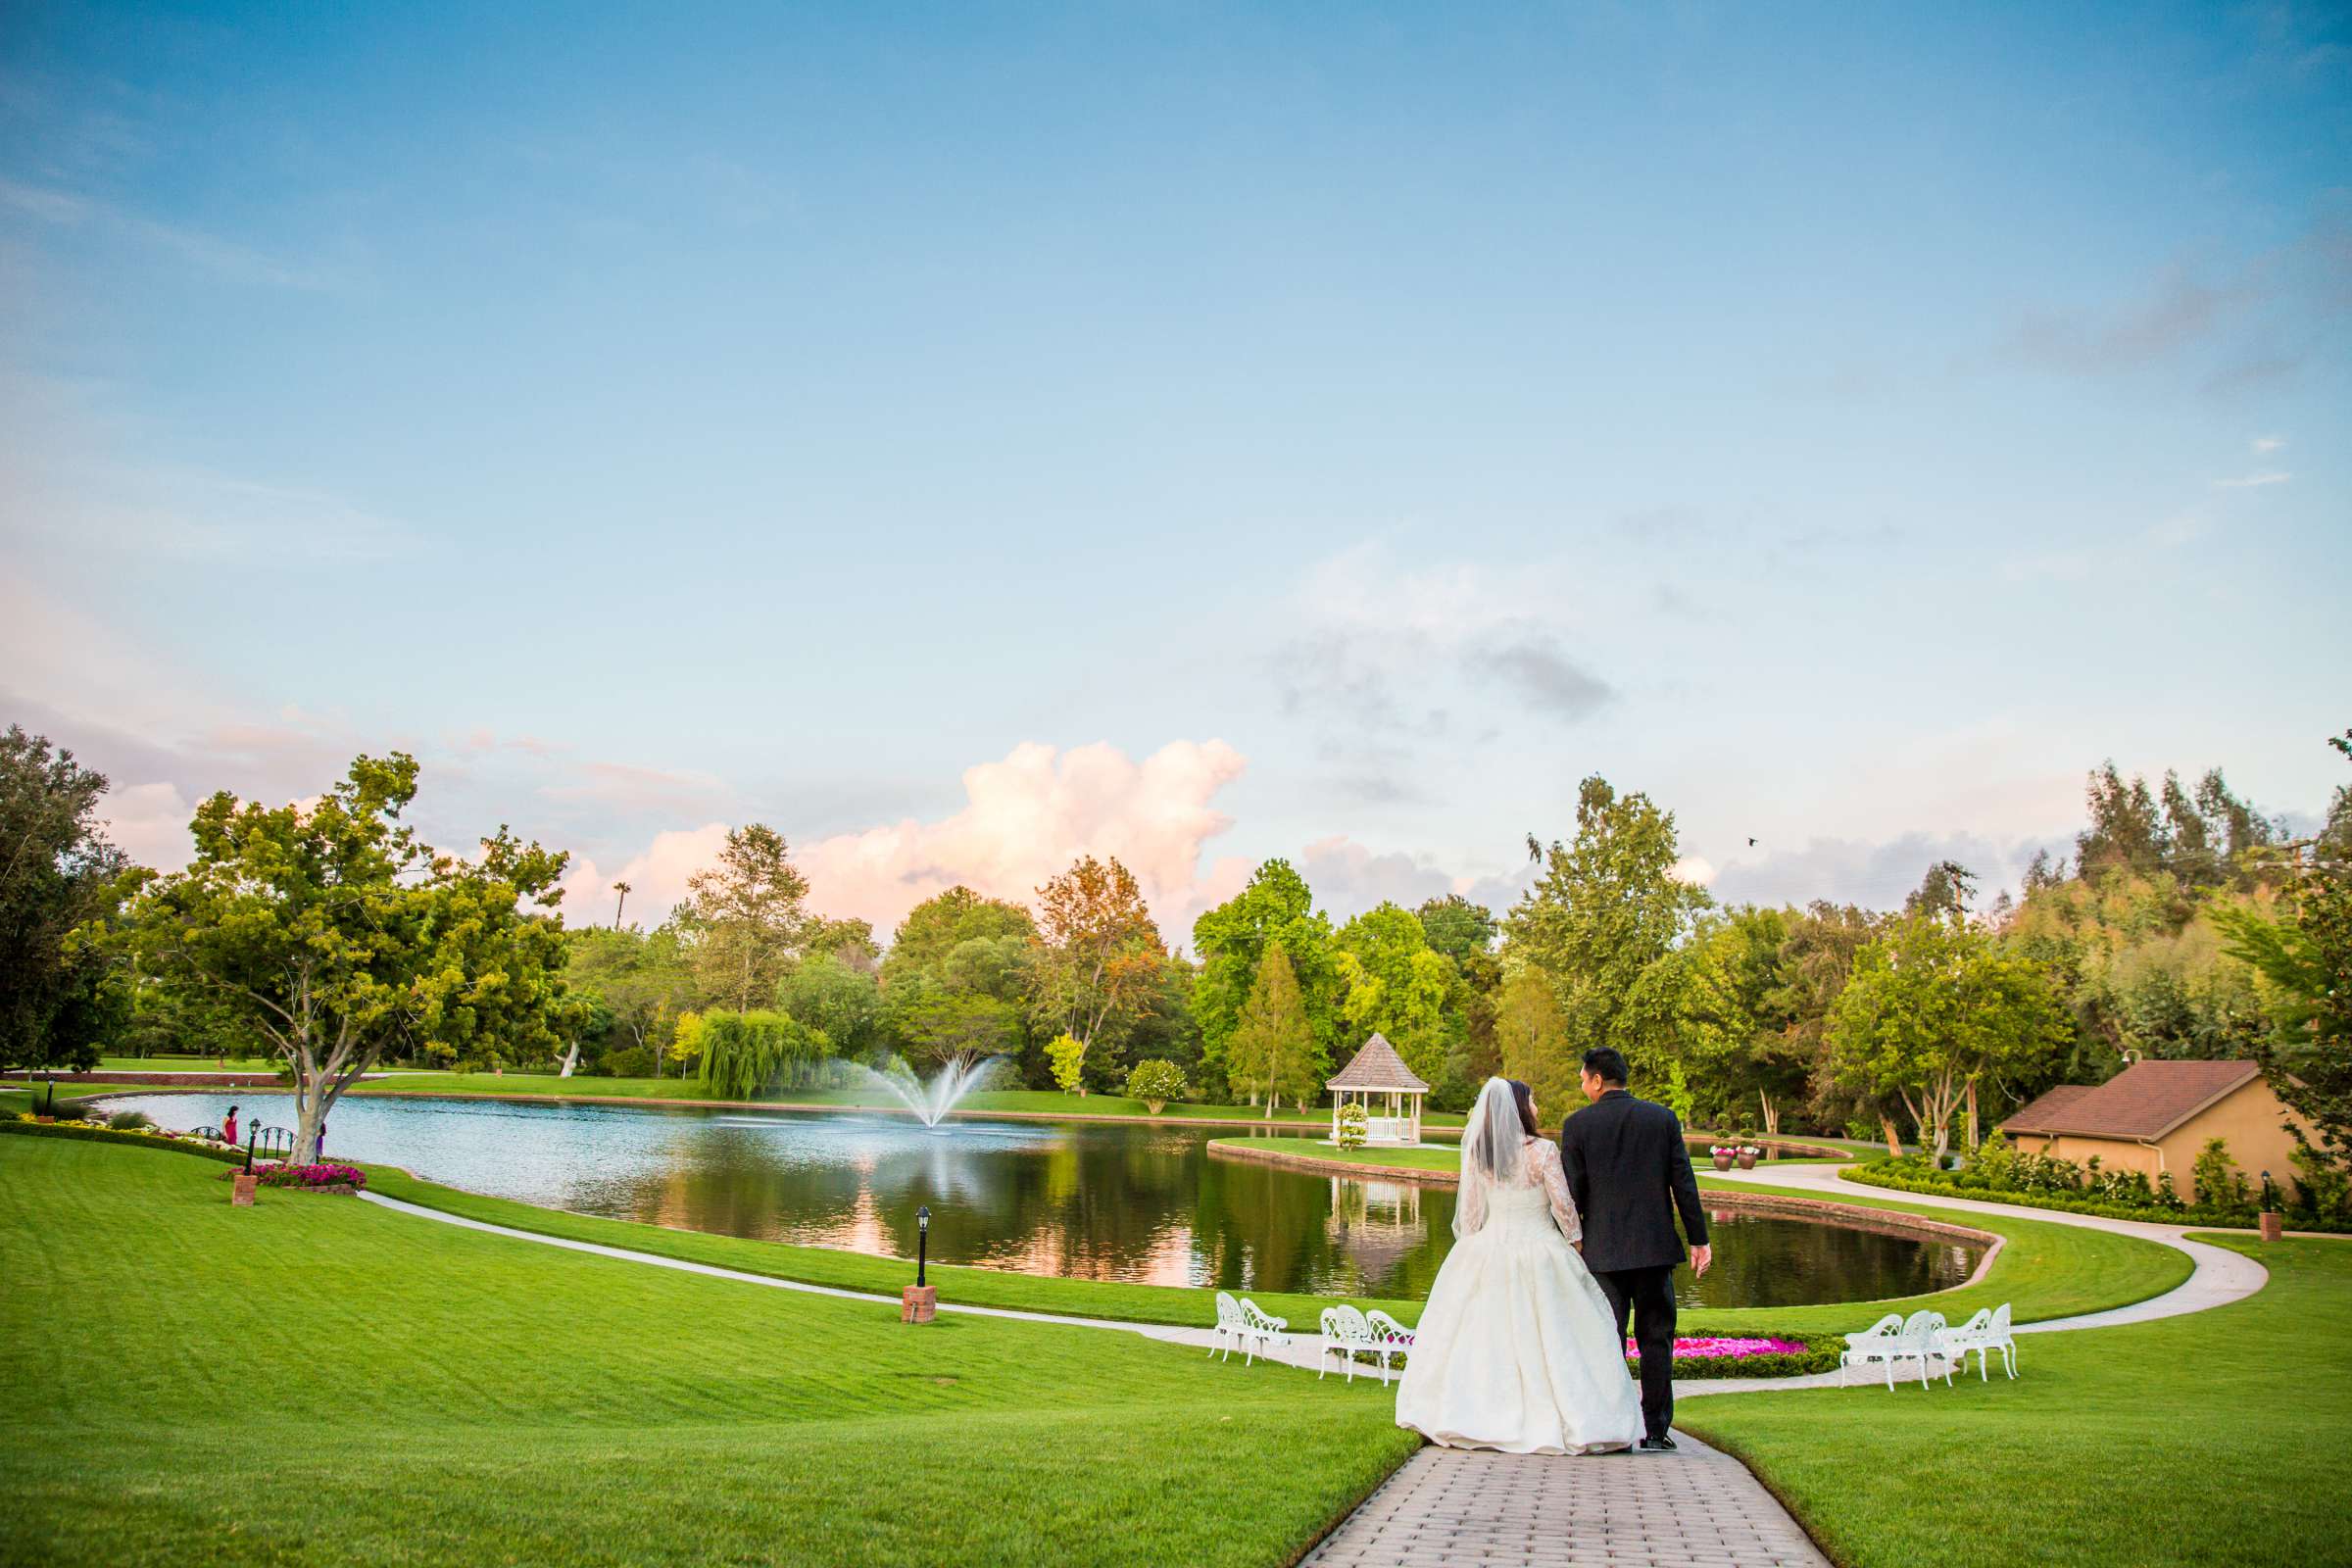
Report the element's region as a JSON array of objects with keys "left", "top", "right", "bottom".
[{"left": 1454, "top": 1077, "right": 1527, "bottom": 1237}]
